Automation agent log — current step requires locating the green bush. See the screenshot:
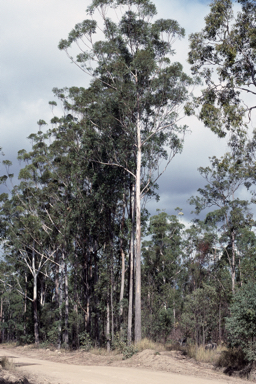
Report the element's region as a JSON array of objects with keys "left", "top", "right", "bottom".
[
  {"left": 122, "top": 344, "right": 138, "bottom": 360},
  {"left": 226, "top": 281, "right": 256, "bottom": 362},
  {"left": 112, "top": 333, "right": 138, "bottom": 359},
  {"left": 112, "top": 333, "right": 126, "bottom": 353},
  {"left": 216, "top": 347, "right": 247, "bottom": 369},
  {"left": 46, "top": 322, "right": 59, "bottom": 345},
  {"left": 79, "top": 331, "right": 92, "bottom": 351}
]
